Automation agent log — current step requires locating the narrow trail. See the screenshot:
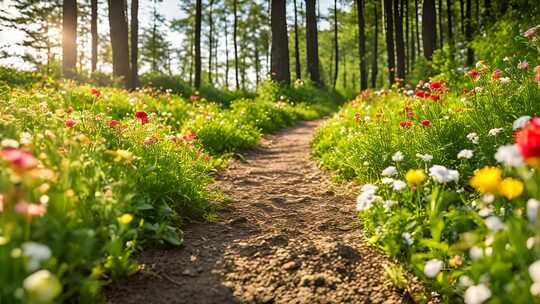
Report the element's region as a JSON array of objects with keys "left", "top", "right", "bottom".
[{"left": 107, "top": 120, "right": 428, "bottom": 304}]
